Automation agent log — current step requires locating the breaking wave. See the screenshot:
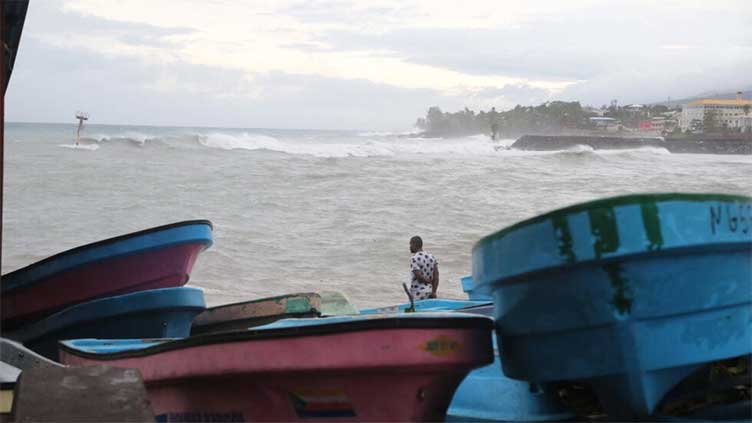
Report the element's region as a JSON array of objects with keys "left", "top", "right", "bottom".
[{"left": 63, "top": 130, "right": 675, "bottom": 159}]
